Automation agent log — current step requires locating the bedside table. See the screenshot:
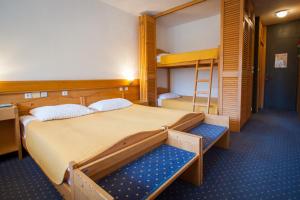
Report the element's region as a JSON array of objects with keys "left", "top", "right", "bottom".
[
  {"left": 0, "top": 105, "right": 22, "bottom": 159},
  {"left": 133, "top": 100, "right": 149, "bottom": 106}
]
